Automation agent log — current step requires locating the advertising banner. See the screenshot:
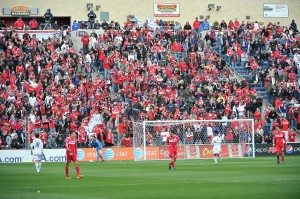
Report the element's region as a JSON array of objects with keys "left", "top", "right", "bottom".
[
  {"left": 199, "top": 145, "right": 230, "bottom": 158},
  {"left": 153, "top": 3, "right": 180, "bottom": 17},
  {"left": 159, "top": 146, "right": 185, "bottom": 159},
  {"left": 11, "top": 6, "right": 31, "bottom": 16},
  {"left": 133, "top": 147, "right": 160, "bottom": 160},
  {"left": 186, "top": 145, "right": 200, "bottom": 159},
  {"left": 255, "top": 143, "right": 300, "bottom": 156},
  {"left": 80, "top": 147, "right": 134, "bottom": 161},
  {"left": 0, "top": 150, "right": 31, "bottom": 163},
  {"left": 263, "top": 4, "right": 288, "bottom": 18}
]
